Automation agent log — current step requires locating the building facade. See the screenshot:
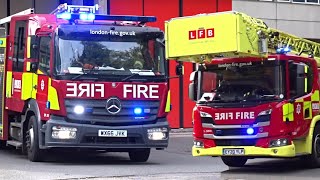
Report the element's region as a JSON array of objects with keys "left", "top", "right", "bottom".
[{"left": 233, "top": 0, "right": 320, "bottom": 41}]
